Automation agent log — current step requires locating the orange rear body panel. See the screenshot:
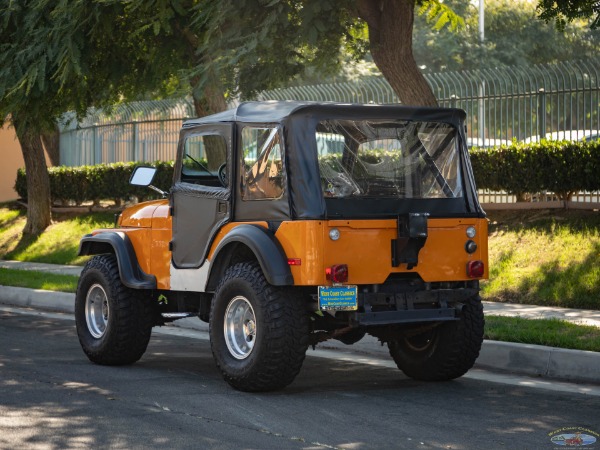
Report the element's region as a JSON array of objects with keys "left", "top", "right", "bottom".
[{"left": 273, "top": 218, "right": 488, "bottom": 285}]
